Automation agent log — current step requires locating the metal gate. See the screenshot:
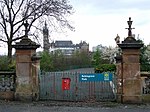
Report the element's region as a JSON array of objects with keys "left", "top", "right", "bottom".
[{"left": 39, "top": 71, "right": 116, "bottom": 101}]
